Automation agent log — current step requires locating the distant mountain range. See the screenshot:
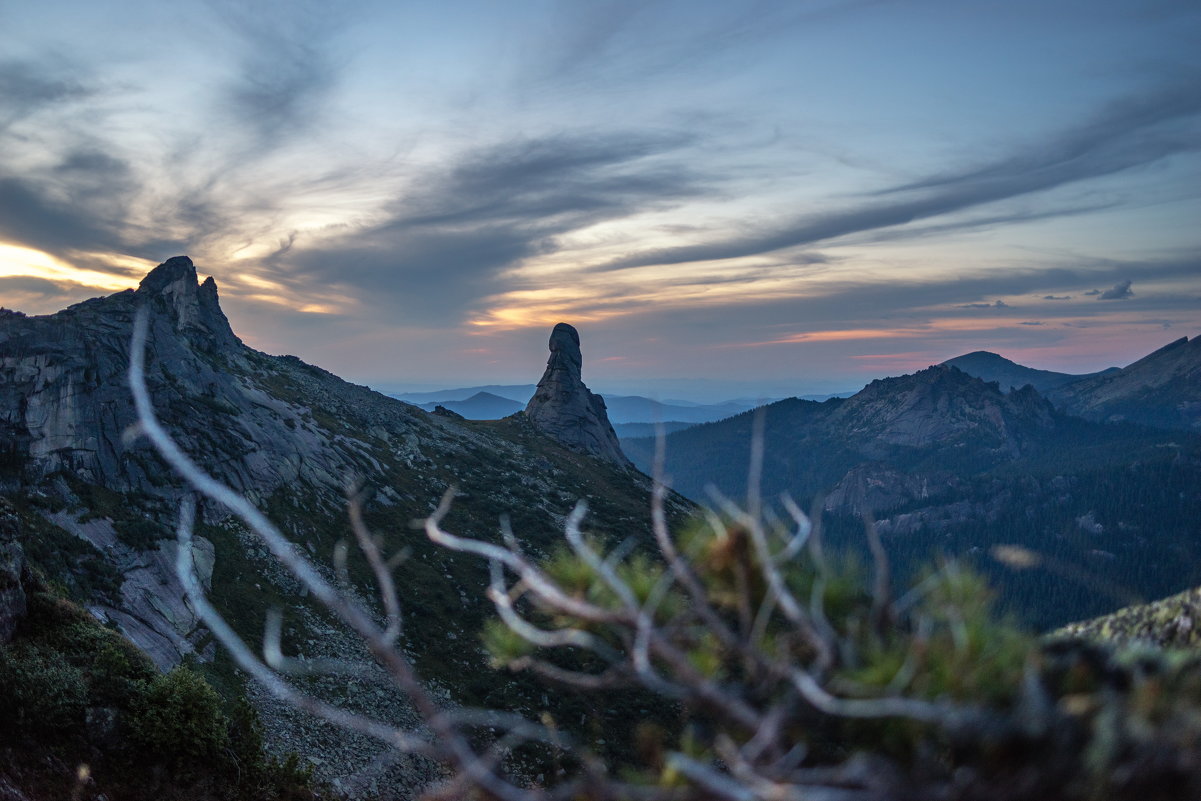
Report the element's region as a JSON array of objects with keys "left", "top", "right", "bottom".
[
  {"left": 388, "top": 385, "right": 830, "bottom": 425},
  {"left": 416, "top": 391, "right": 525, "bottom": 419},
  {"left": 624, "top": 336, "right": 1201, "bottom": 630},
  {"left": 944, "top": 337, "right": 1201, "bottom": 432},
  {"left": 941, "top": 350, "right": 1118, "bottom": 393}
]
